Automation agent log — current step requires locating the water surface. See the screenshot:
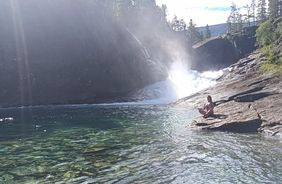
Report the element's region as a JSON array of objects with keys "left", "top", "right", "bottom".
[{"left": 0, "top": 105, "right": 281, "bottom": 183}]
